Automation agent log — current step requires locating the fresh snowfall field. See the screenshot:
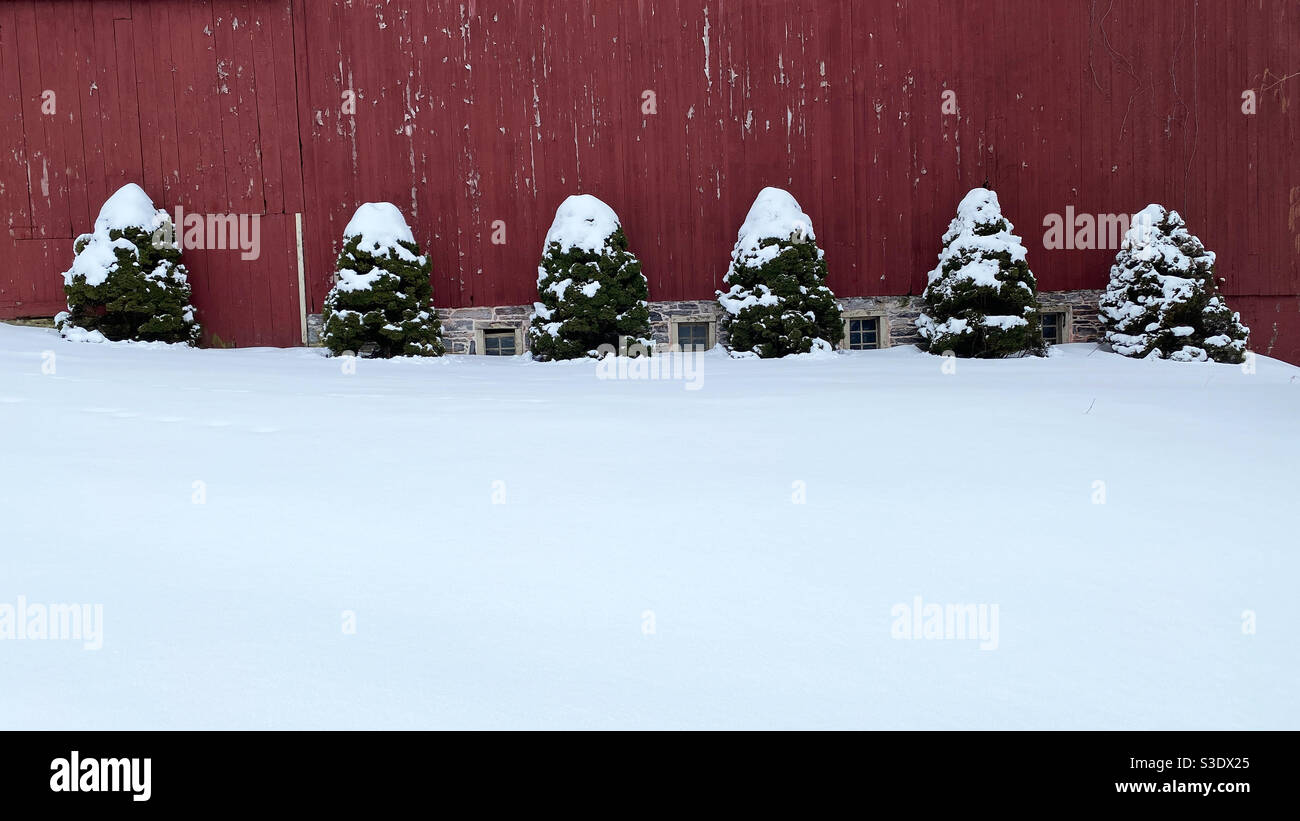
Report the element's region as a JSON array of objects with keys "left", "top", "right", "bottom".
[{"left": 1, "top": 322, "right": 1296, "bottom": 729}]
